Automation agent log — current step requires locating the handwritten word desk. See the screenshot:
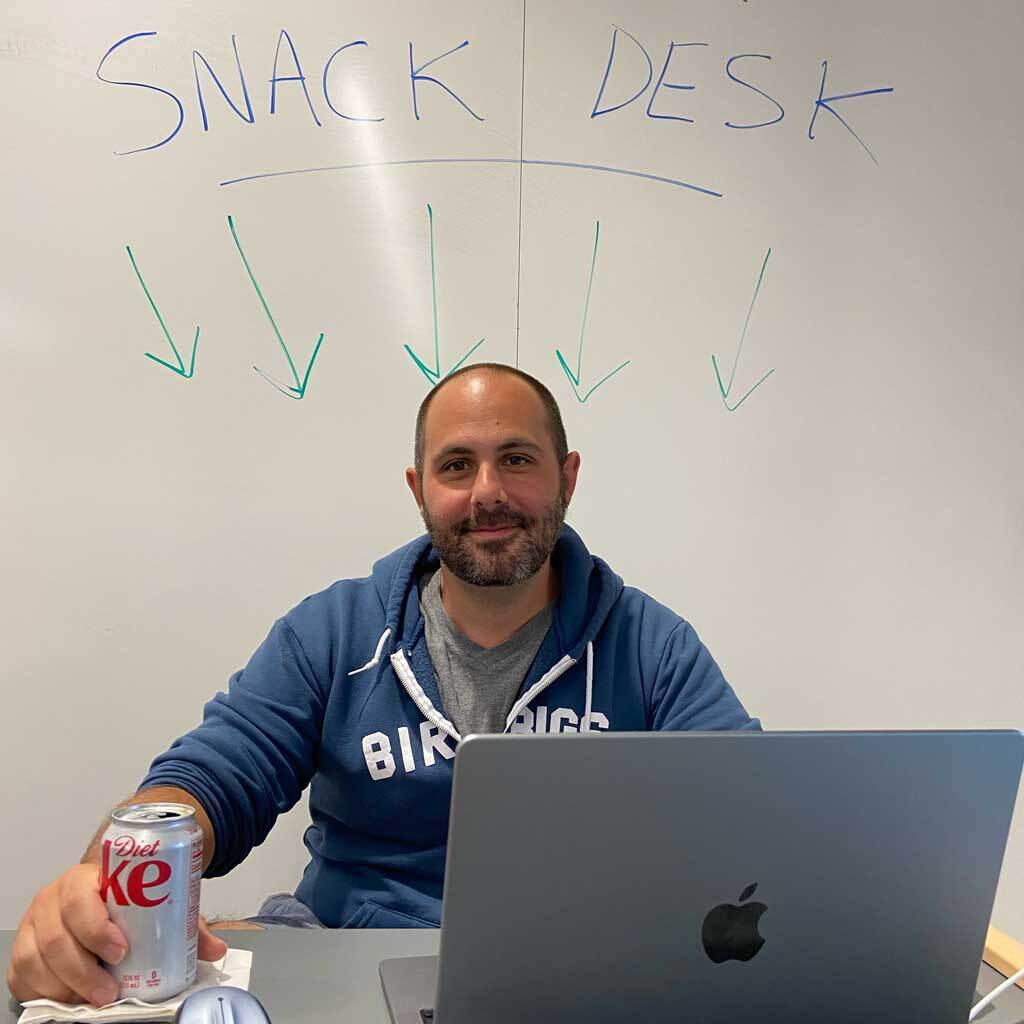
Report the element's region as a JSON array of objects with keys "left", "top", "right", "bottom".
[{"left": 3, "top": 929, "right": 1023, "bottom": 1023}]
